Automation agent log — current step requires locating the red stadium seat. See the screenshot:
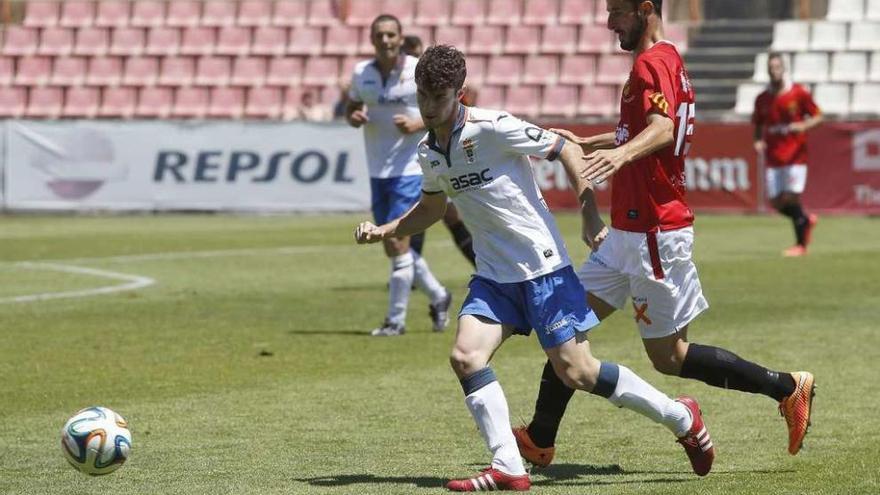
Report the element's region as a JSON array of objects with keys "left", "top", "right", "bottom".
[
  {"left": 464, "top": 55, "right": 487, "bottom": 86},
  {"left": 99, "top": 86, "right": 136, "bottom": 117},
  {"left": 357, "top": 28, "right": 375, "bottom": 56},
  {"left": 523, "top": 55, "right": 559, "bottom": 85},
  {"left": 86, "top": 56, "right": 123, "bottom": 86},
  {"left": 339, "top": 55, "right": 361, "bottom": 84},
  {"left": 136, "top": 87, "right": 173, "bottom": 117},
  {"left": 288, "top": 27, "right": 324, "bottom": 56},
  {"left": 308, "top": 0, "right": 341, "bottom": 27},
  {"left": 123, "top": 56, "right": 160, "bottom": 86},
  {"left": 159, "top": 56, "right": 196, "bottom": 86},
  {"left": 272, "top": 1, "right": 308, "bottom": 27},
  {"left": 382, "top": 0, "right": 416, "bottom": 24},
  {"left": 95, "top": 1, "right": 131, "bottom": 28},
  {"left": 59, "top": 1, "right": 96, "bottom": 28},
  {"left": 592, "top": 0, "right": 608, "bottom": 24},
  {"left": 434, "top": 26, "right": 469, "bottom": 48},
  {"left": 281, "top": 86, "right": 304, "bottom": 120},
  {"left": 468, "top": 26, "right": 504, "bottom": 55},
  {"left": 596, "top": 54, "right": 630, "bottom": 84},
  {"left": 505, "top": 85, "right": 540, "bottom": 117},
  {"left": 579, "top": 25, "right": 613, "bottom": 53},
  {"left": 665, "top": 23, "right": 689, "bottom": 52},
  {"left": 166, "top": 1, "right": 202, "bottom": 27},
  {"left": 302, "top": 57, "right": 340, "bottom": 86},
  {"left": 52, "top": 57, "right": 87, "bottom": 86},
  {"left": 523, "top": 0, "right": 560, "bottom": 25},
  {"left": 202, "top": 1, "right": 238, "bottom": 27},
  {"left": 266, "top": 57, "right": 304, "bottom": 86},
  {"left": 109, "top": 28, "right": 146, "bottom": 56},
  {"left": 486, "top": 55, "right": 522, "bottom": 85},
  {"left": 0, "top": 87, "right": 27, "bottom": 117},
  {"left": 346, "top": 0, "right": 383, "bottom": 26},
  {"left": 251, "top": 26, "right": 288, "bottom": 56},
  {"left": 216, "top": 26, "right": 252, "bottom": 56},
  {"left": 238, "top": 1, "right": 273, "bottom": 27},
  {"left": 180, "top": 27, "right": 216, "bottom": 56},
  {"left": 63, "top": 87, "right": 100, "bottom": 117},
  {"left": 0, "top": 57, "right": 13, "bottom": 85},
  {"left": 473, "top": 84, "right": 504, "bottom": 109},
  {"left": 131, "top": 1, "right": 167, "bottom": 28},
  {"left": 208, "top": 87, "right": 245, "bottom": 117},
  {"left": 15, "top": 56, "right": 52, "bottom": 86},
  {"left": 578, "top": 84, "right": 616, "bottom": 116},
  {"left": 486, "top": 0, "right": 523, "bottom": 26},
  {"left": 541, "top": 24, "right": 578, "bottom": 53},
  {"left": 230, "top": 57, "right": 267, "bottom": 86},
  {"left": 541, "top": 84, "right": 578, "bottom": 117},
  {"left": 245, "top": 86, "right": 283, "bottom": 118},
  {"left": 146, "top": 27, "right": 181, "bottom": 56},
  {"left": 415, "top": 0, "right": 451, "bottom": 26},
  {"left": 559, "top": 0, "right": 594, "bottom": 25},
  {"left": 1, "top": 27, "right": 39, "bottom": 56},
  {"left": 74, "top": 27, "right": 110, "bottom": 56},
  {"left": 172, "top": 86, "right": 209, "bottom": 117},
  {"left": 404, "top": 26, "right": 434, "bottom": 46},
  {"left": 505, "top": 26, "right": 541, "bottom": 55},
  {"left": 27, "top": 87, "right": 64, "bottom": 118},
  {"left": 23, "top": 1, "right": 60, "bottom": 28},
  {"left": 195, "top": 56, "right": 232, "bottom": 86},
  {"left": 451, "top": 0, "right": 487, "bottom": 26},
  {"left": 324, "top": 26, "right": 361, "bottom": 56},
  {"left": 559, "top": 54, "right": 597, "bottom": 85},
  {"left": 38, "top": 27, "right": 75, "bottom": 56}
]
